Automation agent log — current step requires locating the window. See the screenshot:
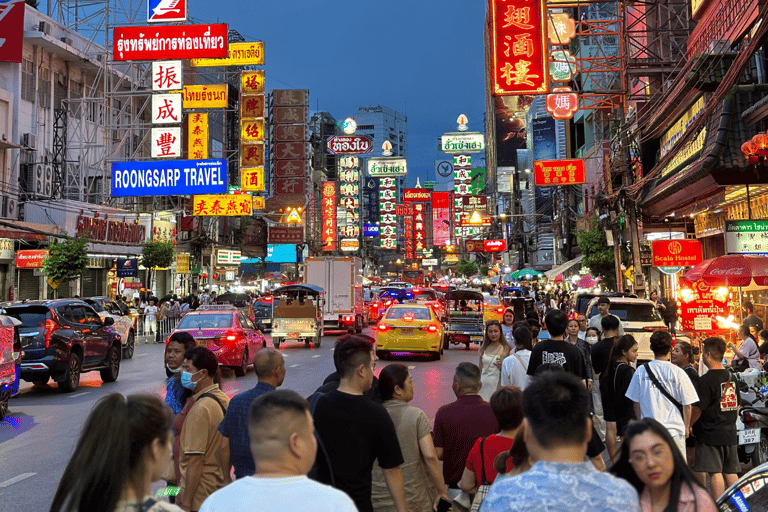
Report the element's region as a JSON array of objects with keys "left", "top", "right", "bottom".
[
  {"left": 21, "top": 59, "right": 34, "bottom": 103},
  {"left": 385, "top": 307, "right": 432, "bottom": 320},
  {"left": 38, "top": 67, "right": 51, "bottom": 108}
]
